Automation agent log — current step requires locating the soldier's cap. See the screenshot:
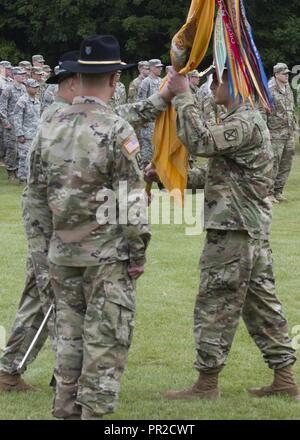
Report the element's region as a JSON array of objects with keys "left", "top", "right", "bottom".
[
  {"left": 138, "top": 61, "right": 150, "bottom": 69},
  {"left": 0, "top": 61, "right": 12, "bottom": 69},
  {"left": 12, "top": 67, "right": 27, "bottom": 76},
  {"left": 188, "top": 70, "right": 200, "bottom": 78},
  {"left": 24, "top": 78, "right": 40, "bottom": 88},
  {"left": 46, "top": 50, "right": 79, "bottom": 84},
  {"left": 149, "top": 59, "right": 164, "bottom": 68},
  {"left": 31, "top": 67, "right": 44, "bottom": 75},
  {"left": 43, "top": 65, "right": 52, "bottom": 72},
  {"left": 32, "top": 54, "right": 45, "bottom": 63},
  {"left": 273, "top": 63, "right": 291, "bottom": 75},
  {"left": 19, "top": 61, "right": 32, "bottom": 69},
  {"left": 63, "top": 35, "right": 136, "bottom": 74}
]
